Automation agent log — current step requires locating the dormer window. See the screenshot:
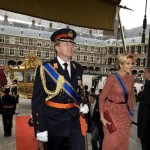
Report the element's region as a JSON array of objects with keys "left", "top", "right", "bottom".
[{"left": 131, "top": 39, "right": 135, "bottom": 43}]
